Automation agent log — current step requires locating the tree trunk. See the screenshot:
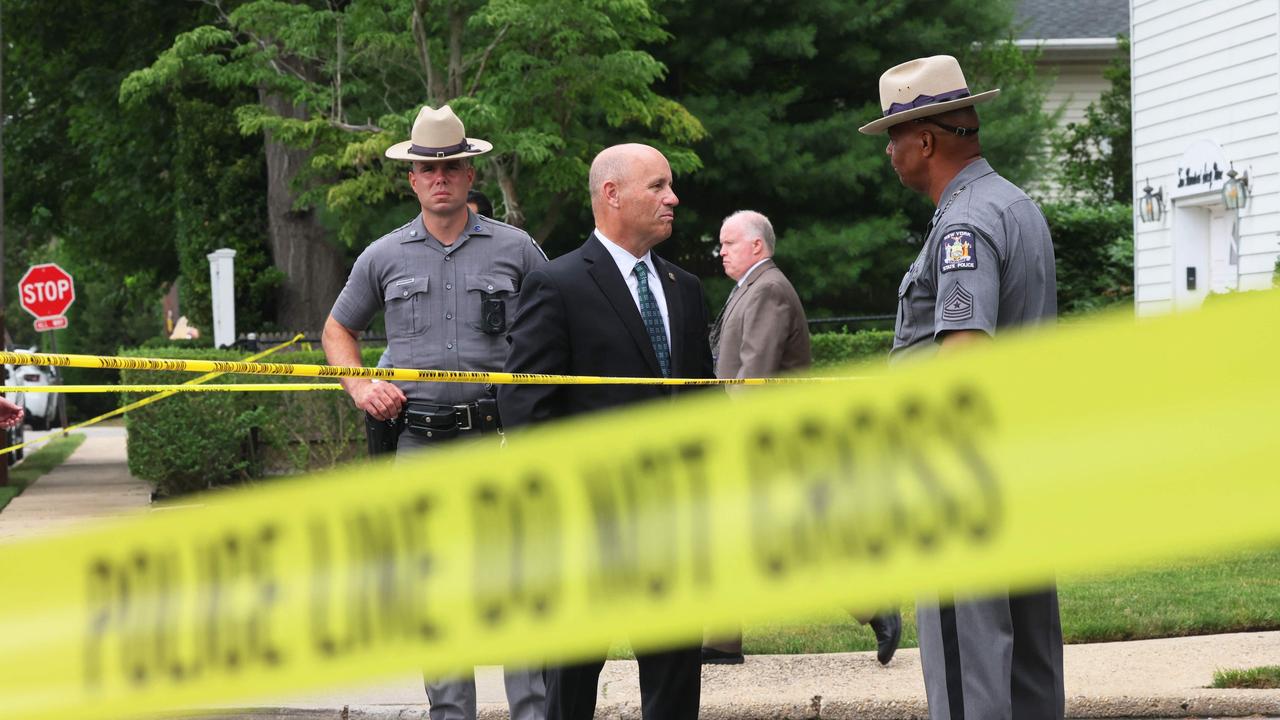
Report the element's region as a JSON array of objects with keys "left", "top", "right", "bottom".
[
  {"left": 259, "top": 88, "right": 346, "bottom": 333},
  {"left": 0, "top": 6, "right": 8, "bottom": 487},
  {"left": 493, "top": 159, "right": 526, "bottom": 229}
]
